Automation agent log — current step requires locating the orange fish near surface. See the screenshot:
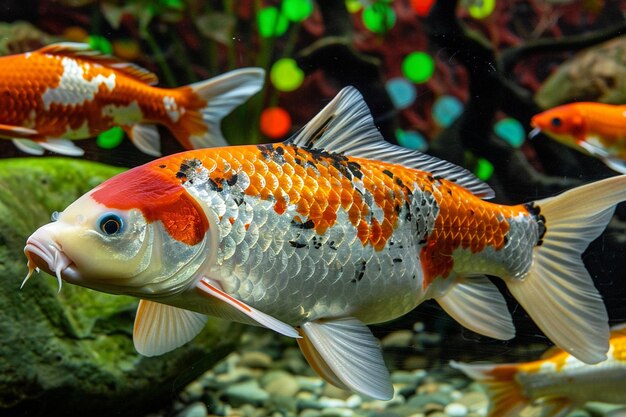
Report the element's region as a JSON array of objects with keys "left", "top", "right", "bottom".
[
  {"left": 452, "top": 324, "right": 626, "bottom": 417},
  {"left": 530, "top": 102, "right": 626, "bottom": 174},
  {"left": 0, "top": 42, "right": 264, "bottom": 156},
  {"left": 23, "top": 87, "right": 626, "bottom": 400}
]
